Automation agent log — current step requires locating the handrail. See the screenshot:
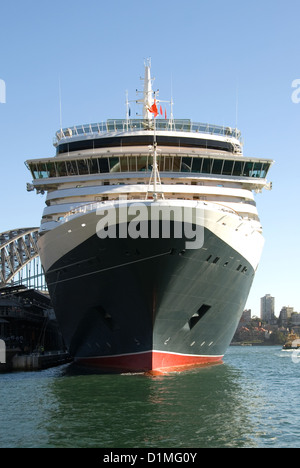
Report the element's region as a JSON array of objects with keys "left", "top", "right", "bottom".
[{"left": 59, "top": 197, "right": 244, "bottom": 225}]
